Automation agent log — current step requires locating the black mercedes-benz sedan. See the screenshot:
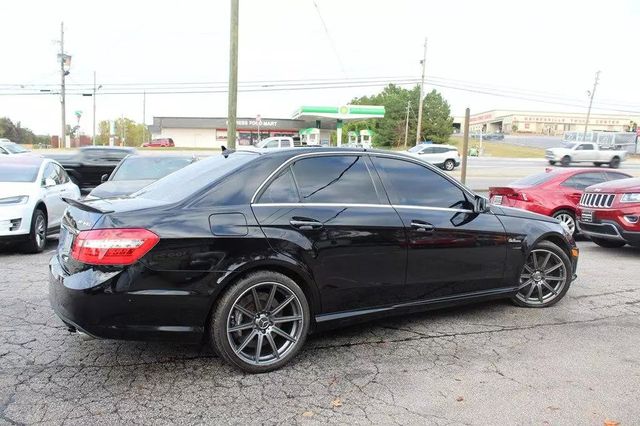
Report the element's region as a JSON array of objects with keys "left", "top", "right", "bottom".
[{"left": 49, "top": 148, "right": 579, "bottom": 373}]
